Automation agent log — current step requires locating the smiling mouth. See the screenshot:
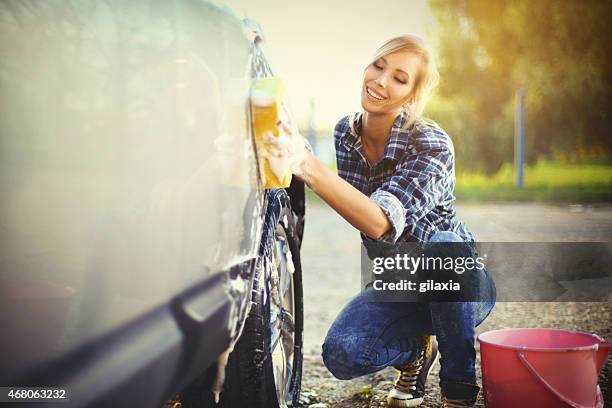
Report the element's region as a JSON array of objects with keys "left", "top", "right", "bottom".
[{"left": 366, "top": 87, "right": 386, "bottom": 101}]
